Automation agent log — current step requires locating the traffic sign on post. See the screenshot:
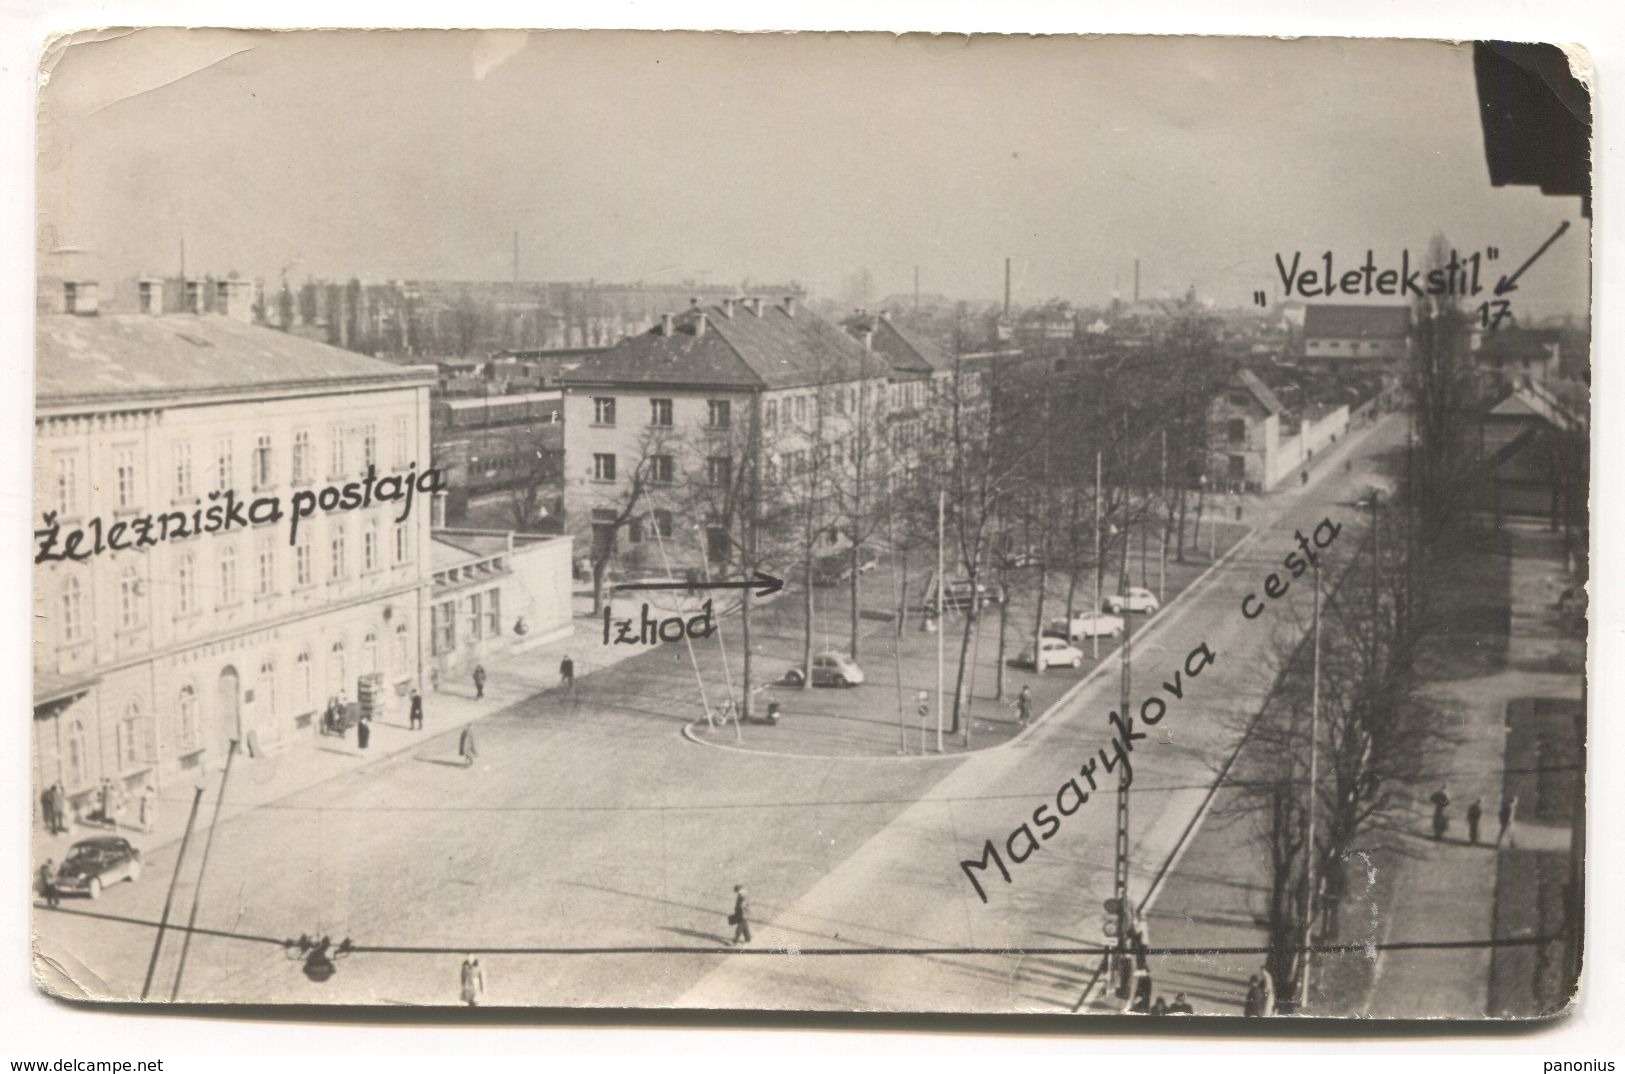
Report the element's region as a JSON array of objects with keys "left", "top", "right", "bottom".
[
  {"left": 1104, "top": 897, "right": 1123, "bottom": 915},
  {"left": 1102, "top": 917, "right": 1119, "bottom": 938}
]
